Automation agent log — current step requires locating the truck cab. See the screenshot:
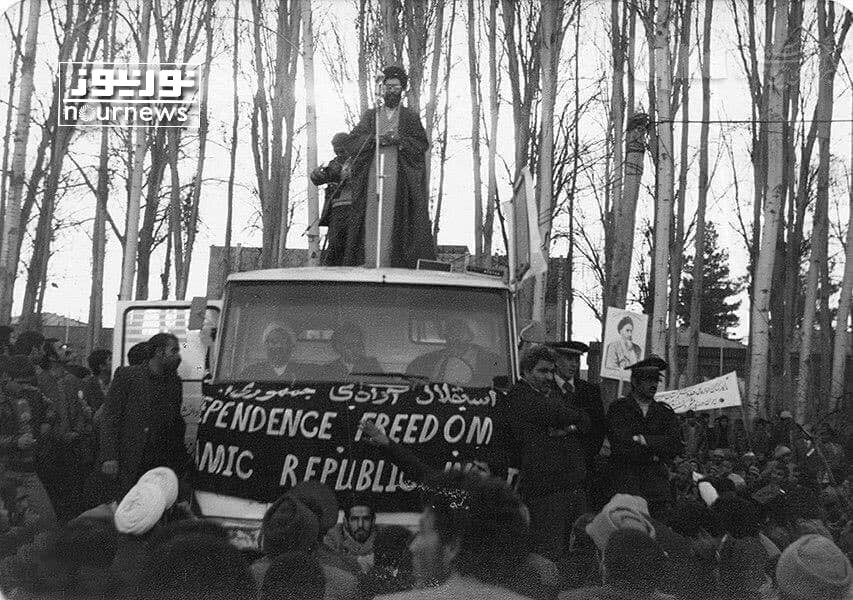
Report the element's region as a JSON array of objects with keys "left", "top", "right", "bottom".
[{"left": 114, "top": 267, "right": 519, "bottom": 546}]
